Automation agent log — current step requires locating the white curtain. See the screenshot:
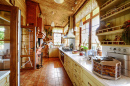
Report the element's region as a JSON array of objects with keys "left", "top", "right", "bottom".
[
  {"left": 75, "top": 0, "right": 98, "bottom": 23},
  {"left": 52, "top": 27, "right": 63, "bottom": 33}
]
